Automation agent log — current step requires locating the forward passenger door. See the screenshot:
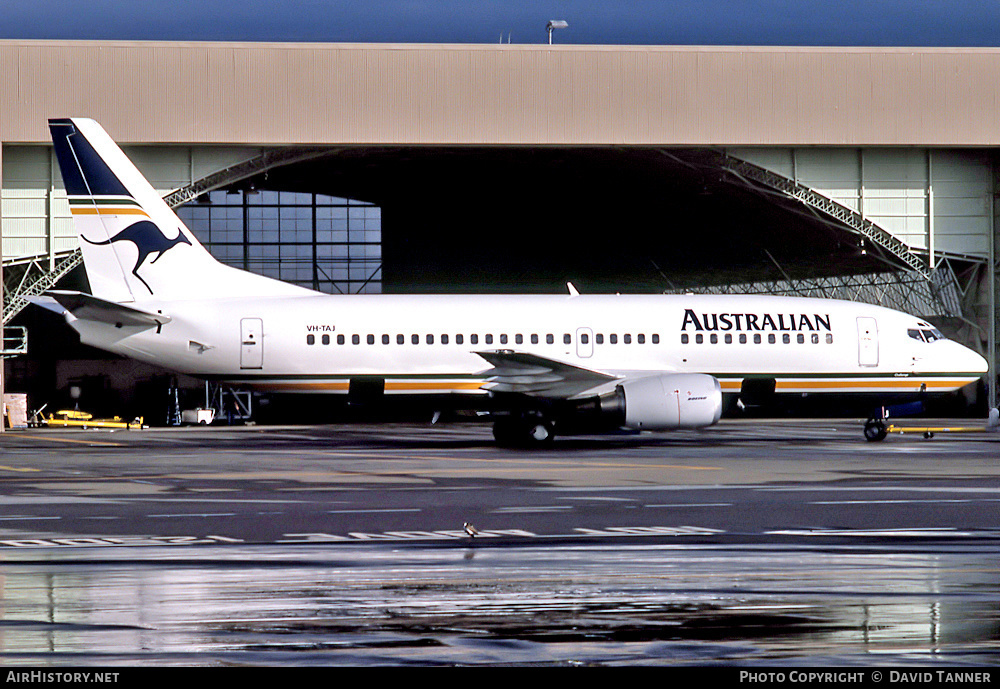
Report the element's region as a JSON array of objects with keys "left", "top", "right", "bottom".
[{"left": 857, "top": 317, "right": 878, "bottom": 367}]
